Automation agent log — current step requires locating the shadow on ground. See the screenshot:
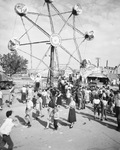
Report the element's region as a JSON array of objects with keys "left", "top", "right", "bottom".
[
  {"left": 80, "top": 112, "right": 117, "bottom": 131},
  {"left": 16, "top": 98, "right": 23, "bottom": 104},
  {"left": 32, "top": 112, "right": 47, "bottom": 128},
  {"left": 15, "top": 115, "right": 26, "bottom": 125},
  {"left": 59, "top": 117, "right": 70, "bottom": 127}
]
